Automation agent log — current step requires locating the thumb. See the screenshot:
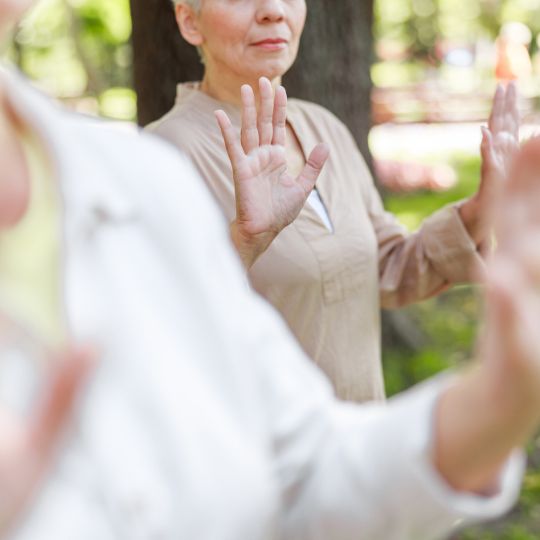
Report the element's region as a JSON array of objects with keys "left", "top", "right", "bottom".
[
  {"left": 296, "top": 143, "right": 330, "bottom": 193},
  {"left": 480, "top": 126, "right": 496, "bottom": 182}
]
